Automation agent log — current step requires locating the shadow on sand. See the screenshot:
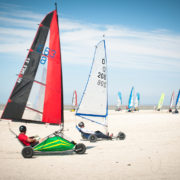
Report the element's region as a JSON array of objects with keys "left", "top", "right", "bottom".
[{"left": 32, "top": 145, "right": 96, "bottom": 158}]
